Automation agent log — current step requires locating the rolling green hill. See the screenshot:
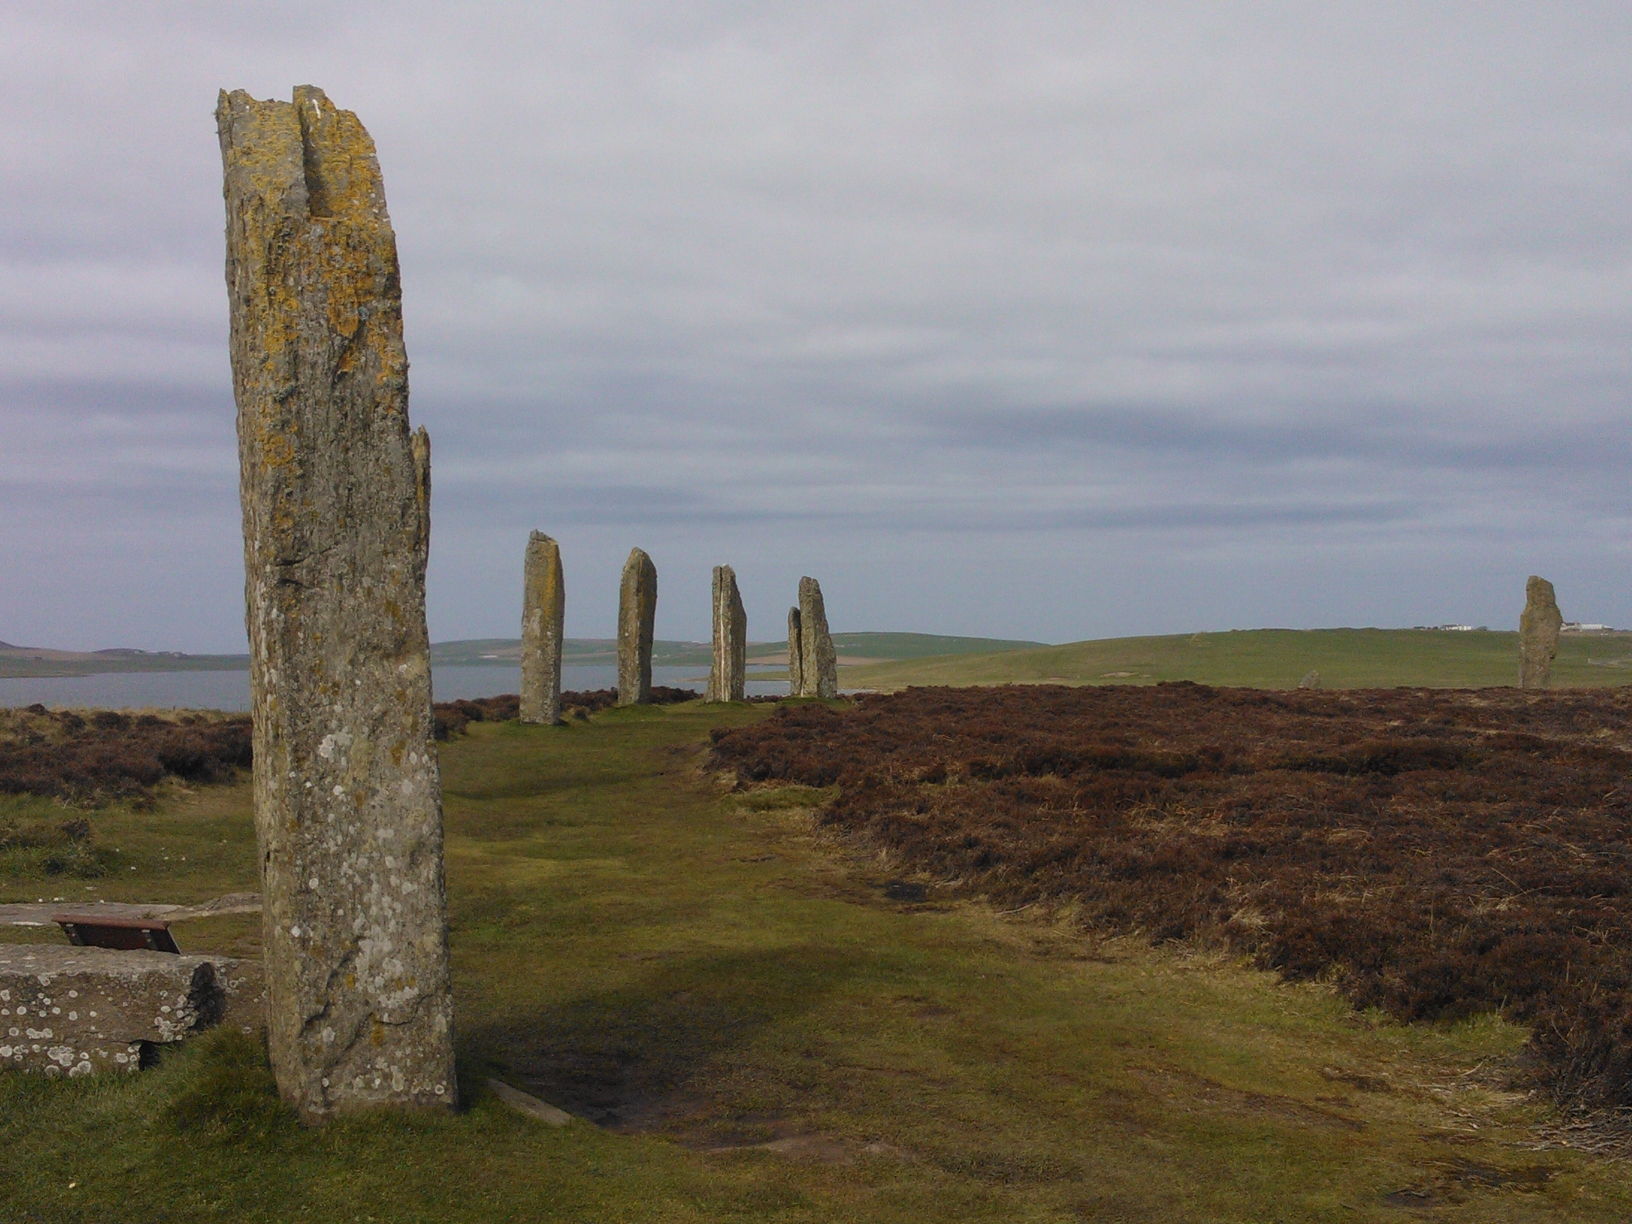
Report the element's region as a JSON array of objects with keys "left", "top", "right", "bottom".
[
  {"left": 825, "top": 631, "right": 1047, "bottom": 660},
  {"left": 842, "top": 628, "right": 1632, "bottom": 691}
]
